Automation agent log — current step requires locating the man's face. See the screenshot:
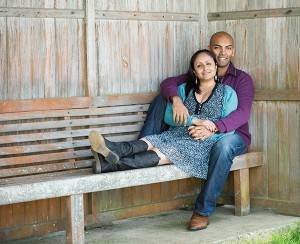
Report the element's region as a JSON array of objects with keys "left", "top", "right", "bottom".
[{"left": 209, "top": 35, "right": 235, "bottom": 68}]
